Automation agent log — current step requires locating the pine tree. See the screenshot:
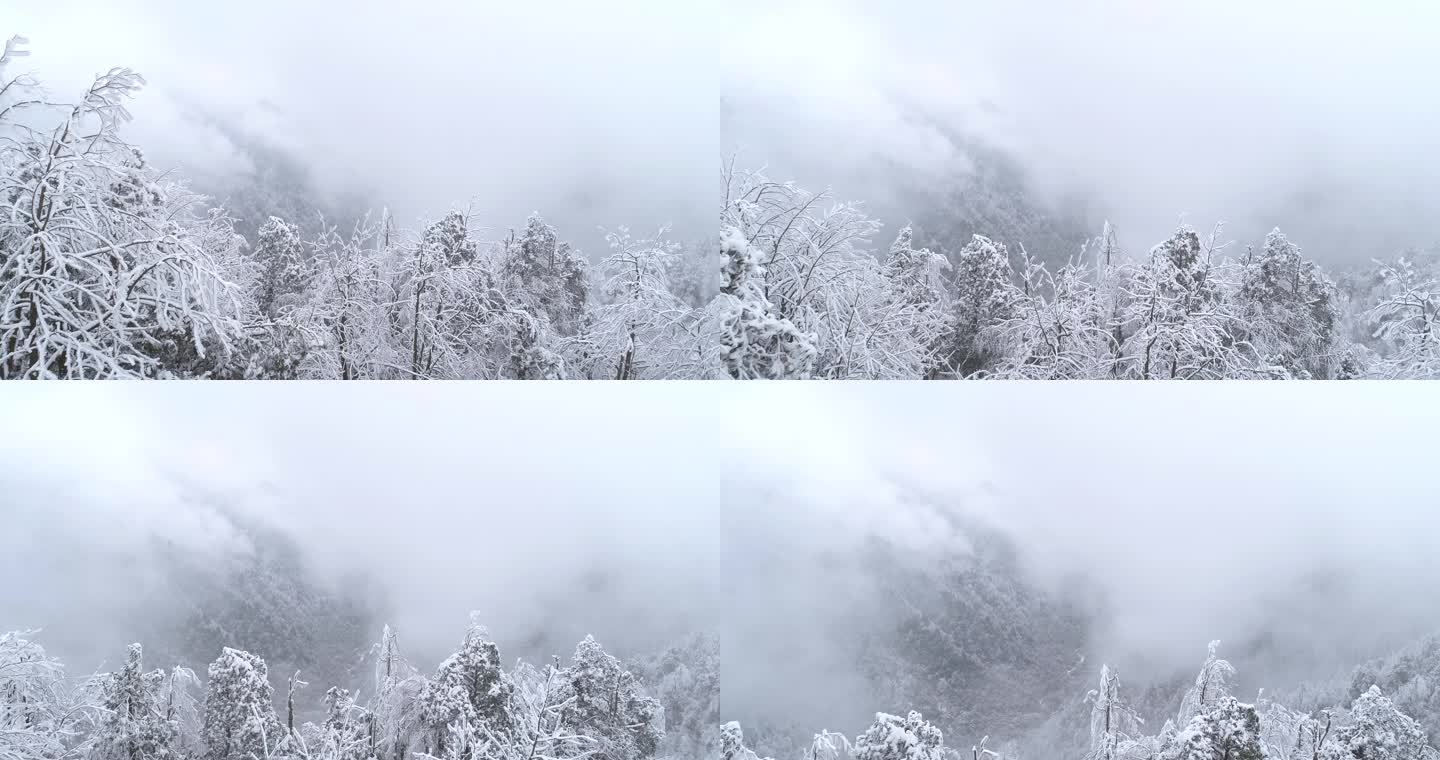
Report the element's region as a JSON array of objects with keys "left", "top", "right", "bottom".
[
  {"left": 1322, "top": 686, "right": 1429, "bottom": 760},
  {"left": 719, "top": 722, "right": 770, "bottom": 760},
  {"left": 95, "top": 644, "right": 176, "bottom": 760},
  {"left": 503, "top": 214, "right": 588, "bottom": 336},
  {"left": 253, "top": 216, "right": 309, "bottom": 317},
  {"left": 882, "top": 225, "right": 950, "bottom": 377},
  {"left": 1158, "top": 697, "right": 1264, "bottom": 760},
  {"left": 1121, "top": 226, "right": 1243, "bottom": 379},
  {"left": 853, "top": 711, "right": 947, "bottom": 760},
  {"left": 883, "top": 226, "right": 946, "bottom": 313},
  {"left": 1235, "top": 228, "right": 1338, "bottom": 377},
  {"left": 945, "top": 234, "right": 1014, "bottom": 376},
  {"left": 202, "top": 648, "right": 281, "bottom": 760},
  {"left": 421, "top": 212, "right": 478, "bottom": 268},
  {"left": 560, "top": 635, "right": 663, "bottom": 760},
  {"left": 417, "top": 623, "right": 517, "bottom": 757}
]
